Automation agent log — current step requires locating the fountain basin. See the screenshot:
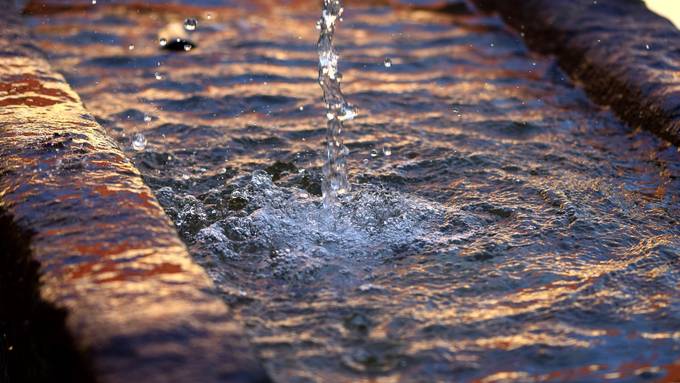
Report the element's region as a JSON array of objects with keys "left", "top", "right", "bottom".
[{"left": 0, "top": 0, "right": 679, "bottom": 382}]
